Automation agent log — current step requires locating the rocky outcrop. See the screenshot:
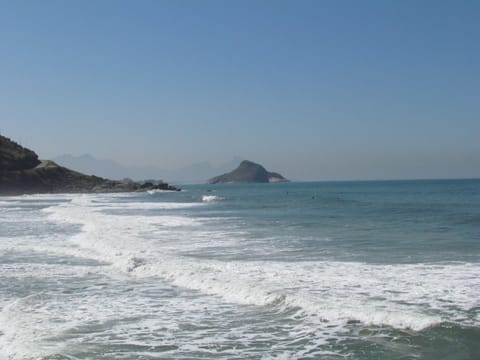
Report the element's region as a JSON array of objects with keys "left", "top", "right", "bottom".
[
  {"left": 0, "top": 134, "right": 180, "bottom": 195},
  {"left": 207, "top": 160, "right": 289, "bottom": 184},
  {"left": 0, "top": 135, "right": 41, "bottom": 171}
]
